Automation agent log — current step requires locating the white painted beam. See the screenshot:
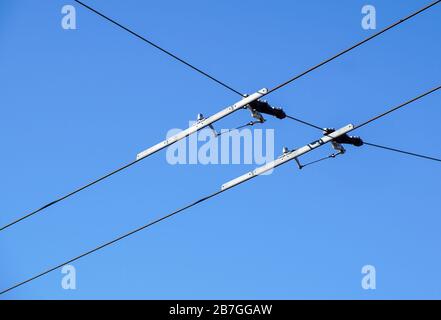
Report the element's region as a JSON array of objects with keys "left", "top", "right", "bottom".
[
  {"left": 136, "top": 89, "right": 268, "bottom": 160},
  {"left": 221, "top": 124, "right": 354, "bottom": 190}
]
